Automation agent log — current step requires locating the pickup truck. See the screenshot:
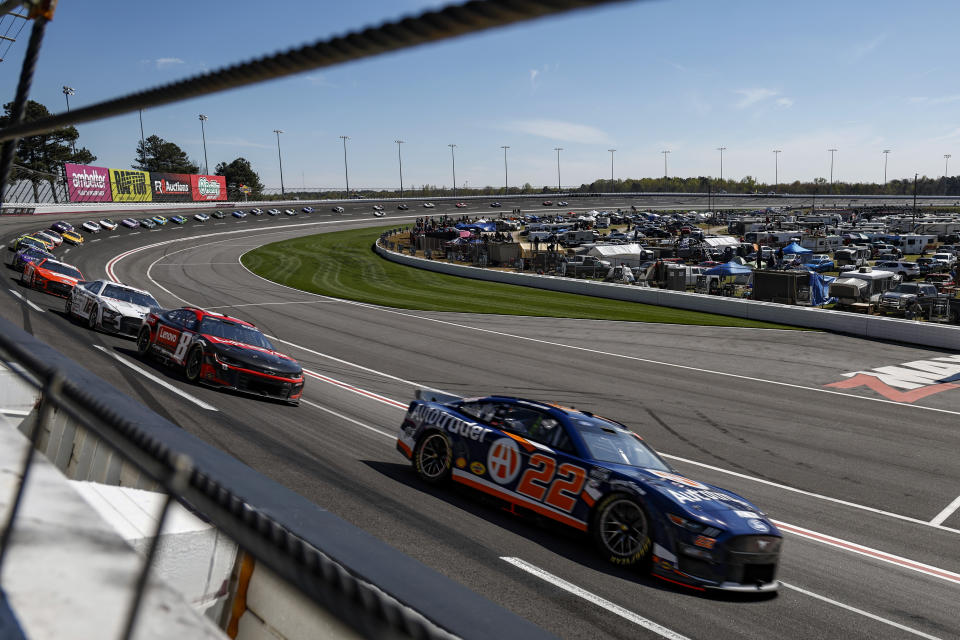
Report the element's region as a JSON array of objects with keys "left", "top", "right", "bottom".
[
  {"left": 562, "top": 255, "right": 611, "bottom": 276},
  {"left": 878, "top": 282, "right": 943, "bottom": 316}
]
